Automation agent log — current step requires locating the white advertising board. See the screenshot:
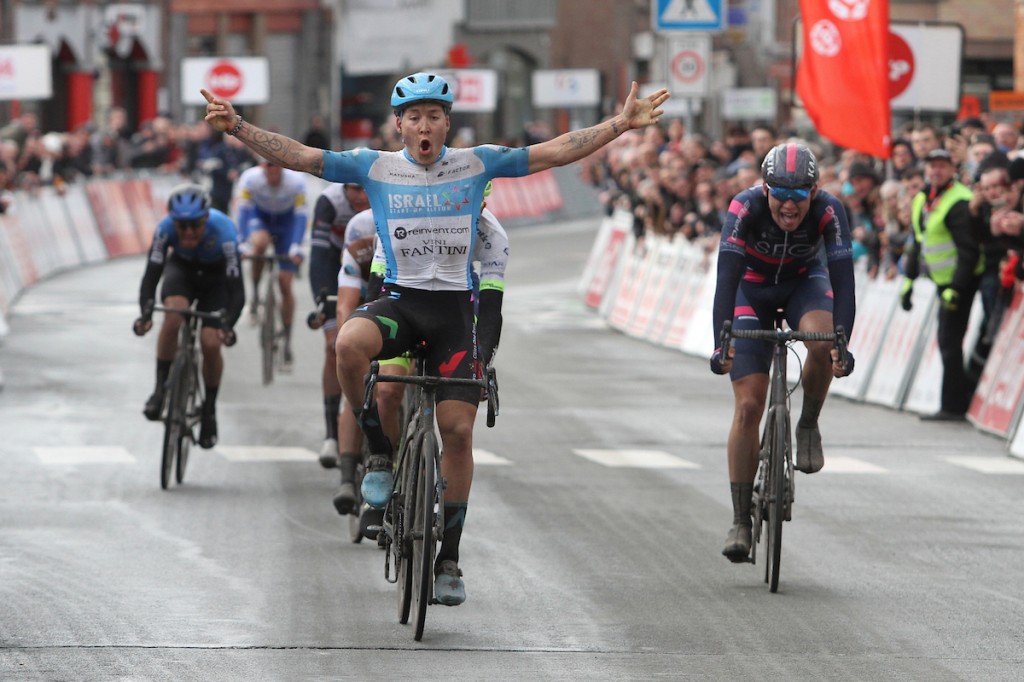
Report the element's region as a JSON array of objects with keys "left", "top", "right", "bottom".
[
  {"left": 888, "top": 23, "right": 963, "bottom": 113},
  {"left": 532, "top": 69, "right": 601, "bottom": 108},
  {"left": 181, "top": 57, "right": 270, "bottom": 105},
  {"left": 0, "top": 45, "right": 52, "bottom": 101}
]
